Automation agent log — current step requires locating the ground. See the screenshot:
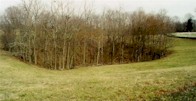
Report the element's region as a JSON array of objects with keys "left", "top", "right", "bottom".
[{"left": 0, "top": 38, "right": 196, "bottom": 101}]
